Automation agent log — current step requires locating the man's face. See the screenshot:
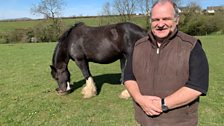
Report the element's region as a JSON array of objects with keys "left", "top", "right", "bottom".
[{"left": 151, "top": 2, "right": 179, "bottom": 39}]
